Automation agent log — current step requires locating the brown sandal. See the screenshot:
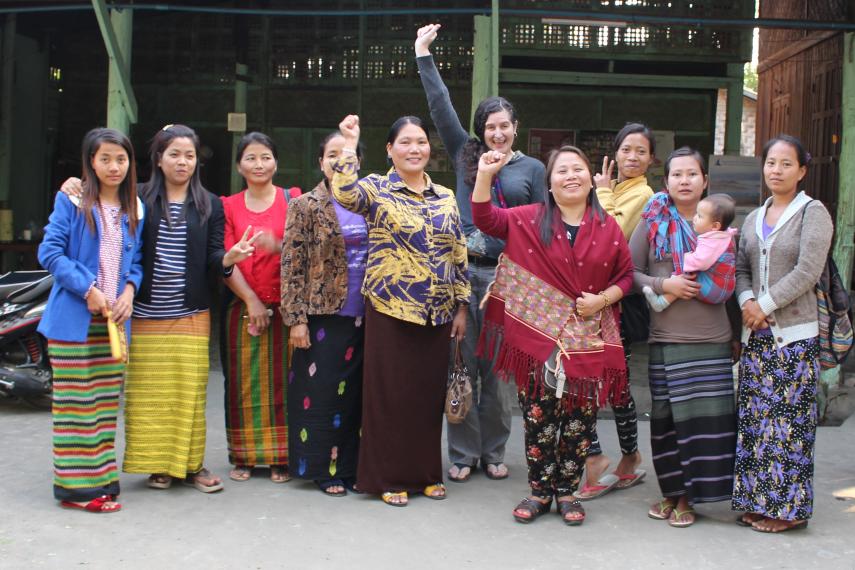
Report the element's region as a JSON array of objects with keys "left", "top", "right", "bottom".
[
  {"left": 513, "top": 497, "right": 552, "bottom": 524},
  {"left": 557, "top": 497, "right": 586, "bottom": 526}
]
